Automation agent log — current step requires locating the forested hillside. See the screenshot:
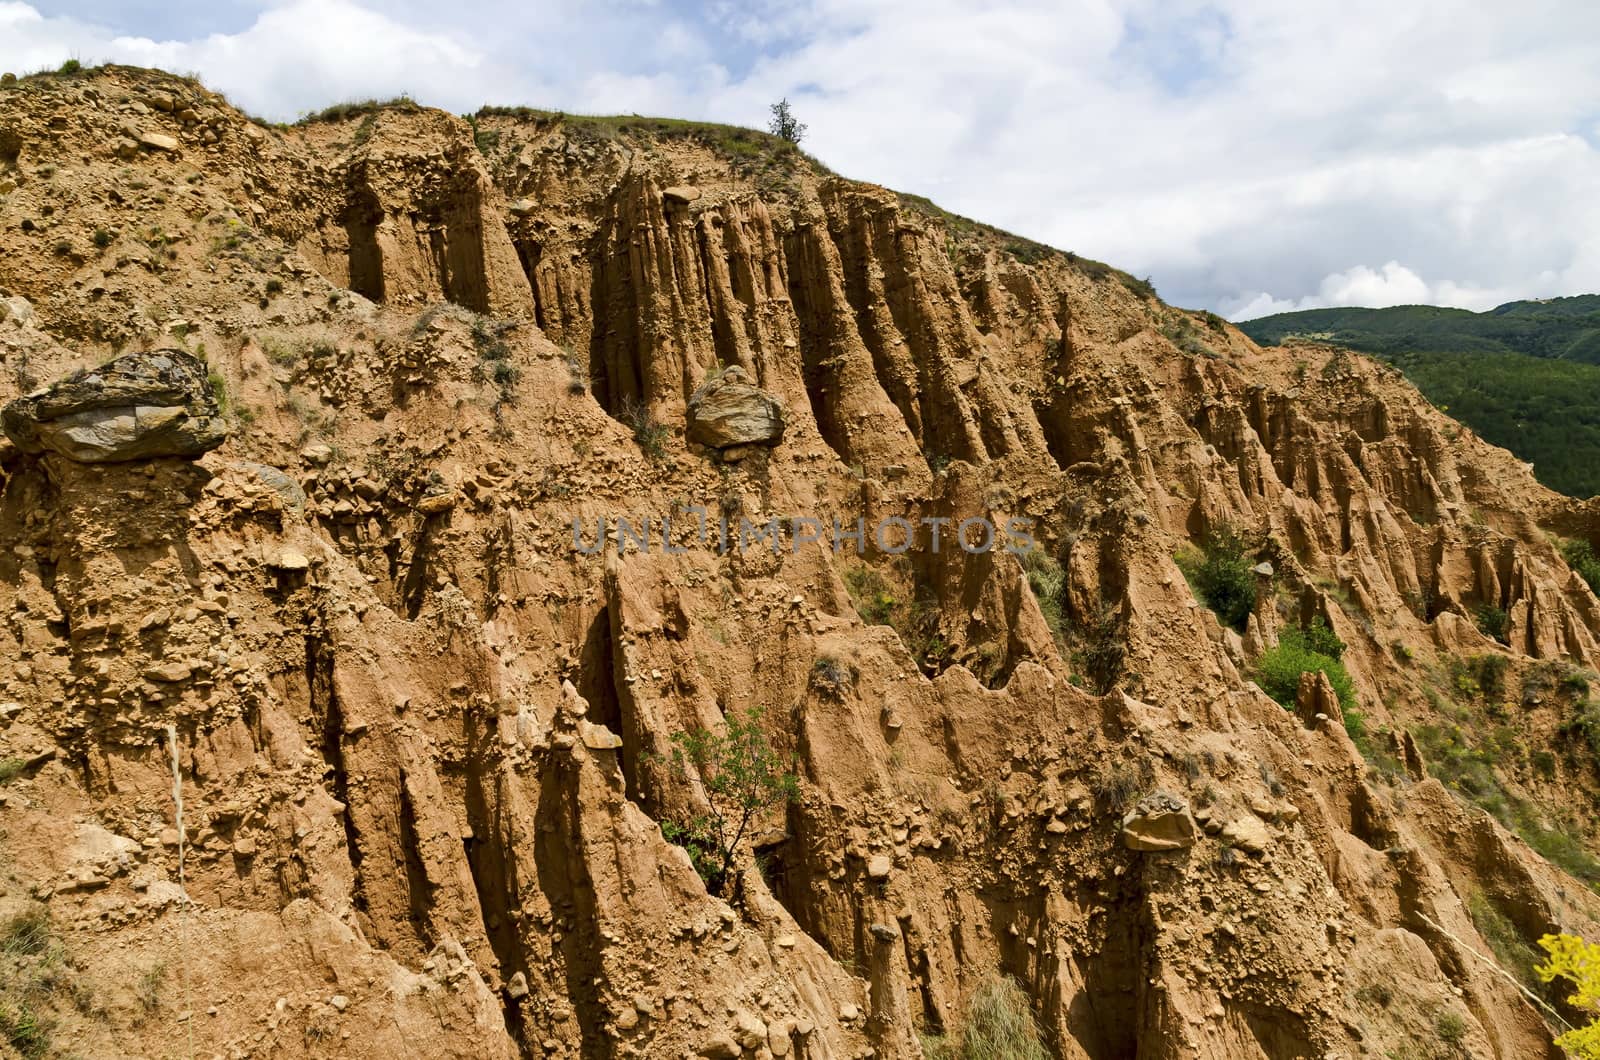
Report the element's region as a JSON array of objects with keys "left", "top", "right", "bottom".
[{"left": 1240, "top": 297, "right": 1600, "bottom": 497}]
